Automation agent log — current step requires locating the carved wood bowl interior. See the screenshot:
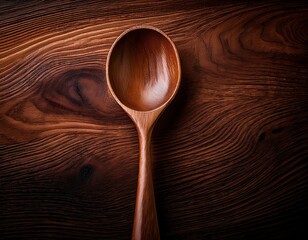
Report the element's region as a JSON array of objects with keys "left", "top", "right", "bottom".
[{"left": 107, "top": 27, "right": 180, "bottom": 111}]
